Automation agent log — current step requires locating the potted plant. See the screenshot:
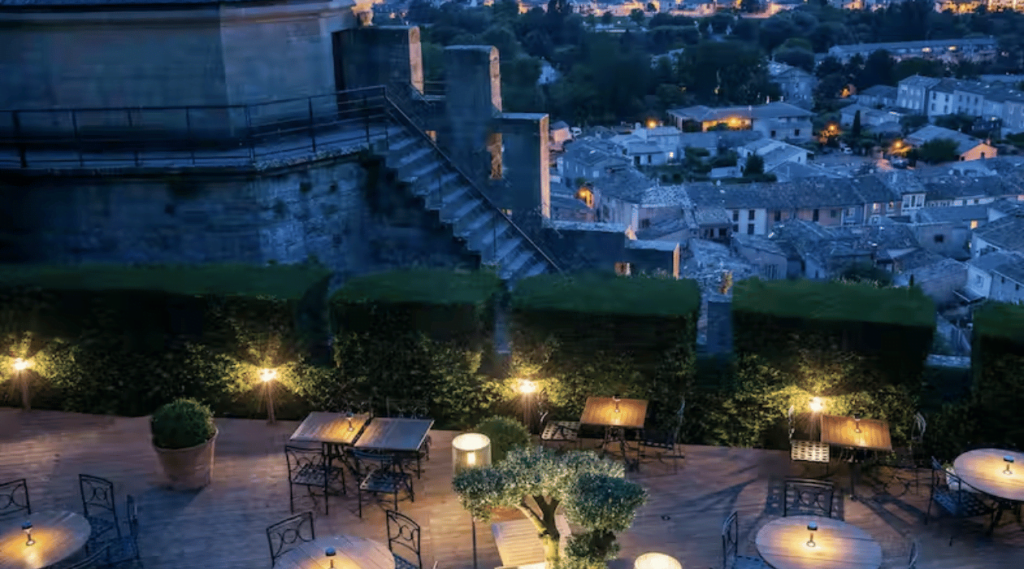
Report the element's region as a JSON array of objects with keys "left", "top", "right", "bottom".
[{"left": 151, "top": 398, "right": 218, "bottom": 491}]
